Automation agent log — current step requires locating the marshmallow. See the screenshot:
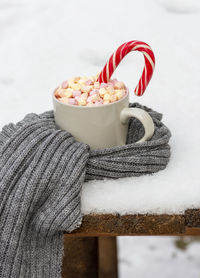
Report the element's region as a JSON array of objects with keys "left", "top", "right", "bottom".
[
  {"left": 94, "top": 101, "right": 103, "bottom": 106},
  {"left": 103, "top": 93, "right": 111, "bottom": 102},
  {"left": 79, "top": 78, "right": 88, "bottom": 85},
  {"left": 61, "top": 80, "right": 68, "bottom": 89},
  {"left": 89, "top": 89, "right": 99, "bottom": 96},
  {"left": 87, "top": 102, "right": 95, "bottom": 106},
  {"left": 87, "top": 96, "right": 93, "bottom": 103},
  {"left": 81, "top": 85, "right": 92, "bottom": 94},
  {"left": 85, "top": 80, "right": 93, "bottom": 85},
  {"left": 59, "top": 97, "right": 69, "bottom": 104},
  {"left": 77, "top": 98, "right": 87, "bottom": 106},
  {"left": 55, "top": 75, "right": 127, "bottom": 107},
  {"left": 90, "top": 93, "right": 99, "bottom": 102},
  {"left": 94, "top": 82, "right": 100, "bottom": 89},
  {"left": 74, "top": 96, "right": 81, "bottom": 102},
  {"left": 110, "top": 78, "right": 118, "bottom": 85},
  {"left": 99, "top": 88, "right": 107, "bottom": 97},
  {"left": 81, "top": 93, "right": 88, "bottom": 100},
  {"left": 72, "top": 90, "right": 81, "bottom": 97},
  {"left": 90, "top": 76, "right": 97, "bottom": 82},
  {"left": 67, "top": 78, "right": 76, "bottom": 87},
  {"left": 71, "top": 83, "right": 81, "bottom": 90},
  {"left": 64, "top": 88, "right": 73, "bottom": 98},
  {"left": 115, "top": 89, "right": 125, "bottom": 100},
  {"left": 110, "top": 95, "right": 117, "bottom": 102},
  {"left": 56, "top": 89, "right": 67, "bottom": 98},
  {"left": 54, "top": 87, "right": 60, "bottom": 97},
  {"left": 100, "top": 83, "right": 108, "bottom": 88},
  {"left": 106, "top": 85, "right": 115, "bottom": 95},
  {"left": 114, "top": 81, "right": 125, "bottom": 90},
  {"left": 68, "top": 98, "right": 77, "bottom": 105},
  {"left": 74, "top": 76, "right": 81, "bottom": 83},
  {"left": 107, "top": 82, "right": 113, "bottom": 86}
]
